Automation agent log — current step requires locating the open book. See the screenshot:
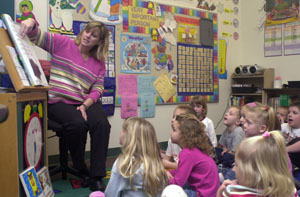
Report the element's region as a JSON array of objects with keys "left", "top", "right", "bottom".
[{"left": 1, "top": 14, "right": 48, "bottom": 87}]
